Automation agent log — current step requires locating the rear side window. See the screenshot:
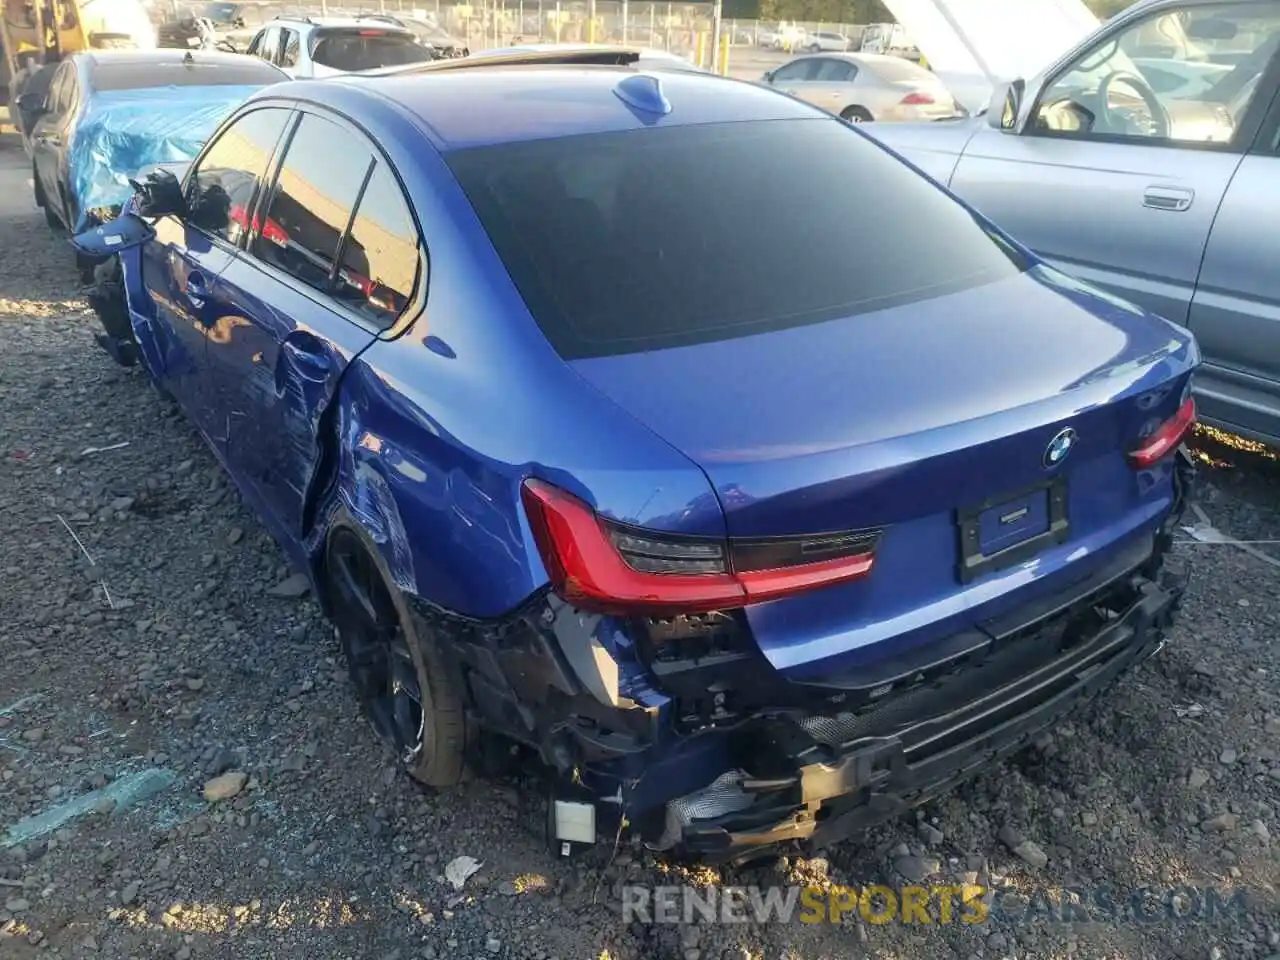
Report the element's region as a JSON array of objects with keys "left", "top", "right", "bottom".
[
  {"left": 332, "top": 162, "right": 420, "bottom": 327},
  {"left": 252, "top": 112, "right": 373, "bottom": 293},
  {"left": 310, "top": 28, "right": 434, "bottom": 70},
  {"left": 281, "top": 29, "right": 300, "bottom": 67},
  {"left": 188, "top": 106, "right": 293, "bottom": 244},
  {"left": 813, "top": 59, "right": 856, "bottom": 81},
  {"left": 447, "top": 119, "right": 1030, "bottom": 360}
]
